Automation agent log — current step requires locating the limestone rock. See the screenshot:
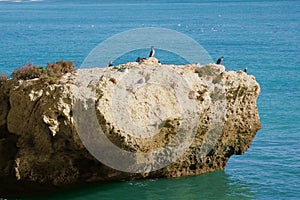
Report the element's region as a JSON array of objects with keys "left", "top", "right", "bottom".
[{"left": 0, "top": 61, "right": 261, "bottom": 197}]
